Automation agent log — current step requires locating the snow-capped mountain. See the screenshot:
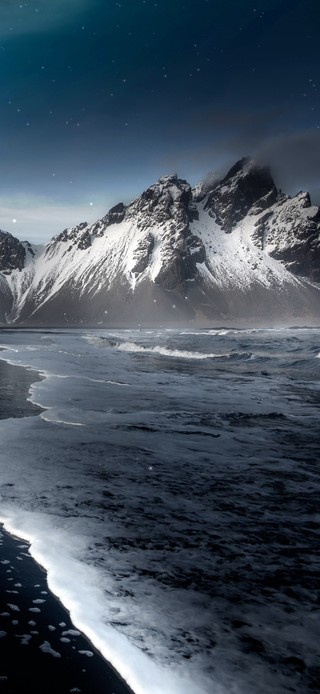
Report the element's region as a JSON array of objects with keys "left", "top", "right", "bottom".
[{"left": 1, "top": 157, "right": 320, "bottom": 326}]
